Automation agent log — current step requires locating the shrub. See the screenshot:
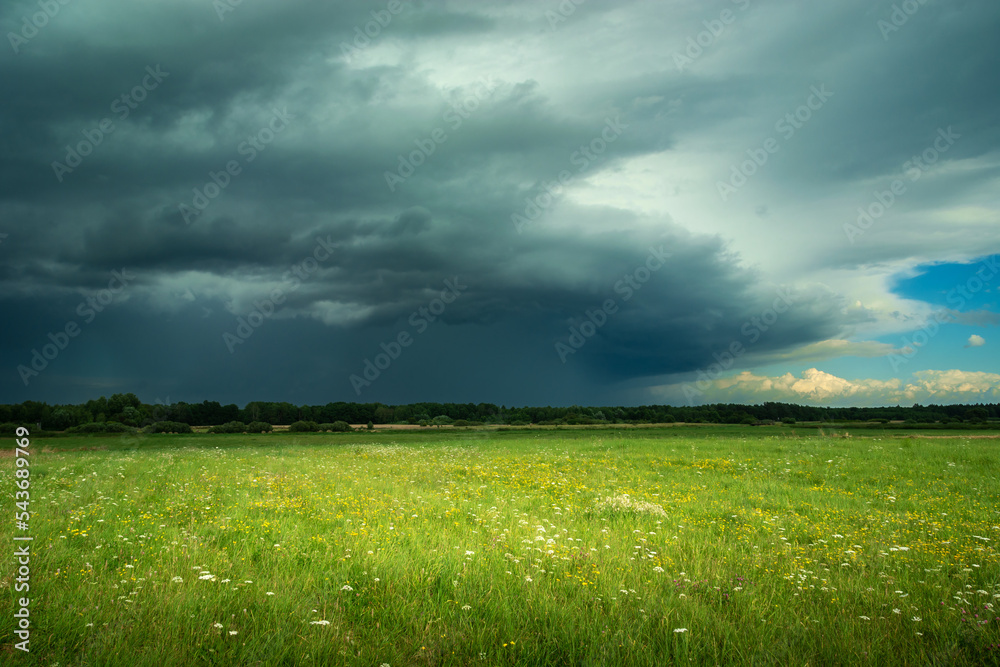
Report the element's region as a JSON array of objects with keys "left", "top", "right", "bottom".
[
  {"left": 208, "top": 421, "right": 248, "bottom": 434},
  {"left": 66, "top": 421, "right": 137, "bottom": 434},
  {"left": 290, "top": 420, "right": 320, "bottom": 432},
  {"left": 143, "top": 421, "right": 193, "bottom": 434},
  {"left": 246, "top": 421, "right": 273, "bottom": 433},
  {"left": 0, "top": 422, "right": 21, "bottom": 435},
  {"left": 318, "top": 422, "right": 353, "bottom": 432}
]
